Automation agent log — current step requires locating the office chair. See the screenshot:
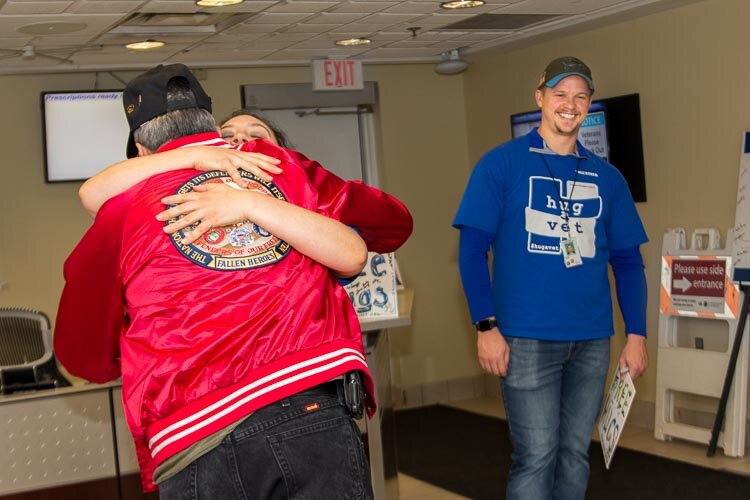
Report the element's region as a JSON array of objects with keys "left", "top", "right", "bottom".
[{"left": 0, "top": 307, "right": 70, "bottom": 394}]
